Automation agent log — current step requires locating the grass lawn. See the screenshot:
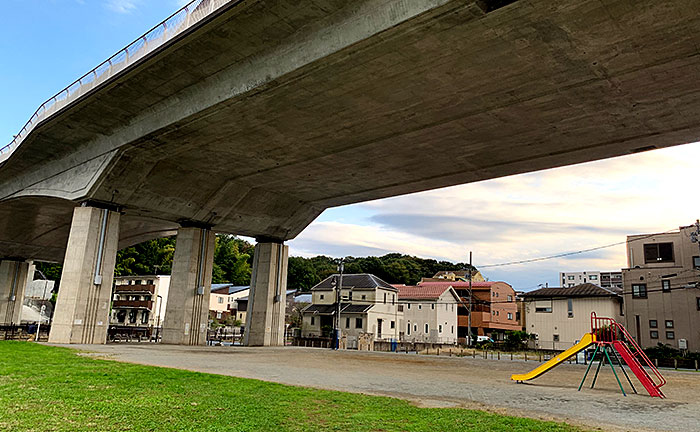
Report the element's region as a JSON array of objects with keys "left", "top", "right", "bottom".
[{"left": 0, "top": 342, "right": 584, "bottom": 431}]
